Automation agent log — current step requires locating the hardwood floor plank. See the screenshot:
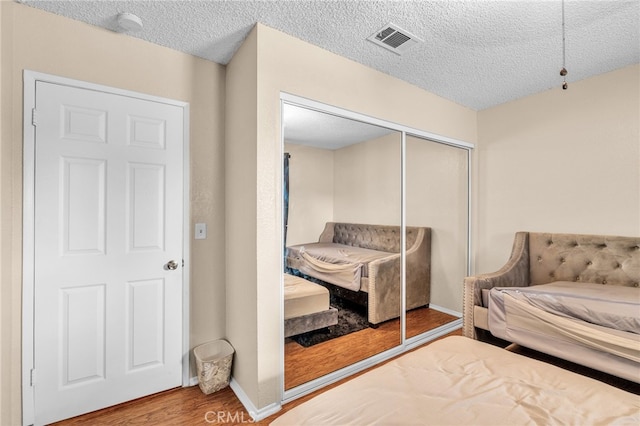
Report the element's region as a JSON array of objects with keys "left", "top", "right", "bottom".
[
  {"left": 285, "top": 307, "right": 458, "bottom": 389},
  {"left": 51, "top": 386, "right": 250, "bottom": 425}
]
